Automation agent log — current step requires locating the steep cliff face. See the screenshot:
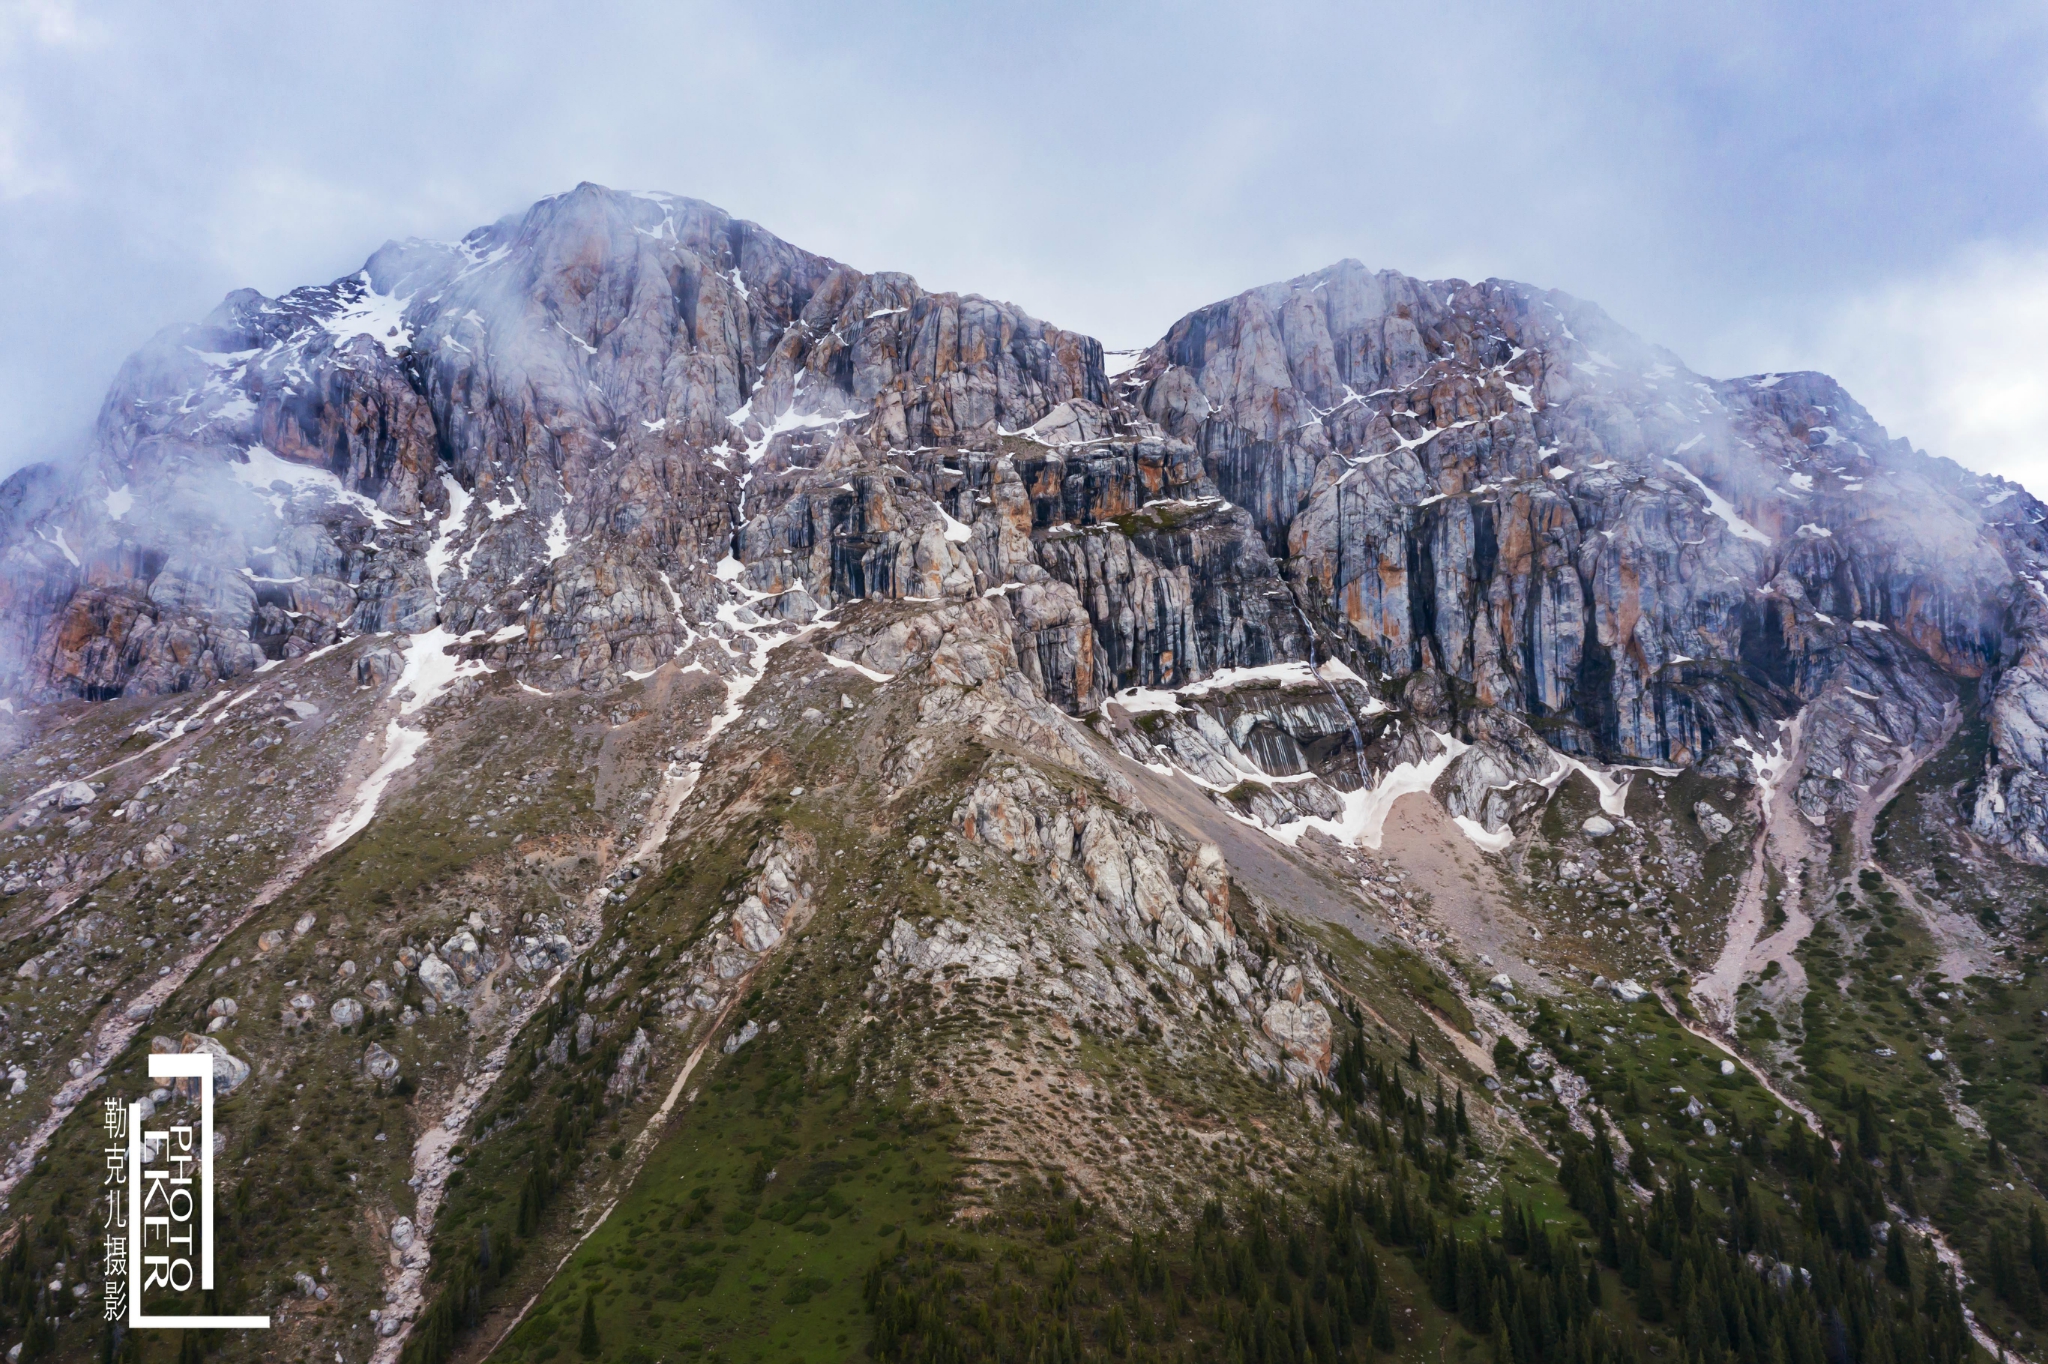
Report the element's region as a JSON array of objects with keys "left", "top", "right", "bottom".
[
  {"left": 1115, "top": 262, "right": 2048, "bottom": 862},
  {"left": 11, "top": 209, "right": 2042, "bottom": 845},
  {"left": 0, "top": 185, "right": 1103, "bottom": 705}
]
